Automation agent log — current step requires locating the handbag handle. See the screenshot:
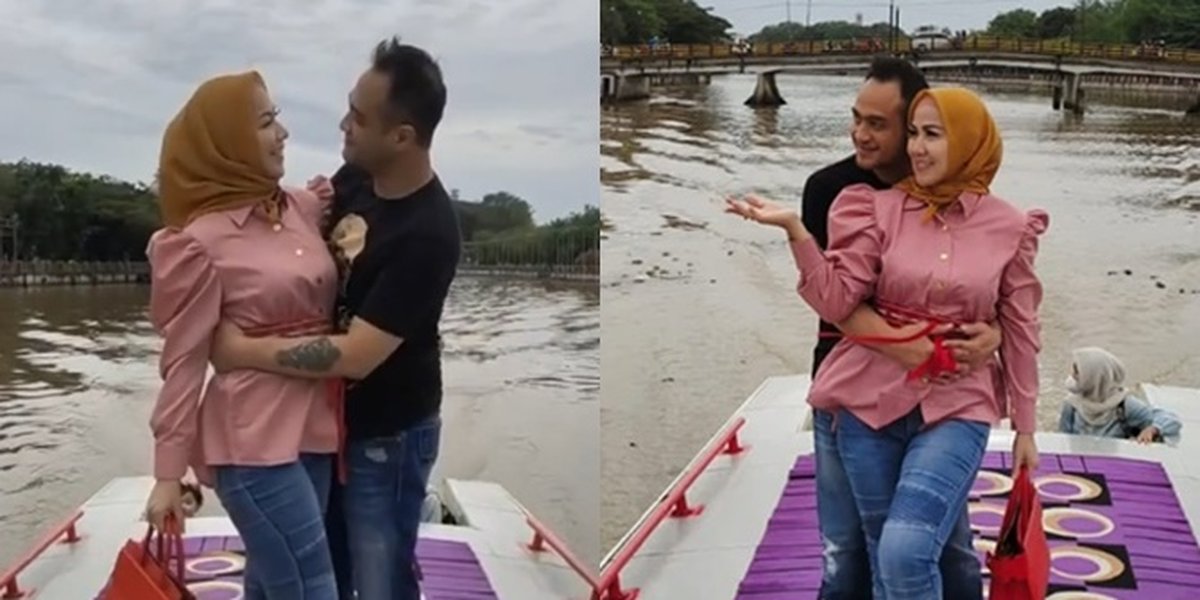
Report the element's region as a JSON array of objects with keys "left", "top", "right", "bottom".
[{"left": 140, "top": 515, "right": 187, "bottom": 584}]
